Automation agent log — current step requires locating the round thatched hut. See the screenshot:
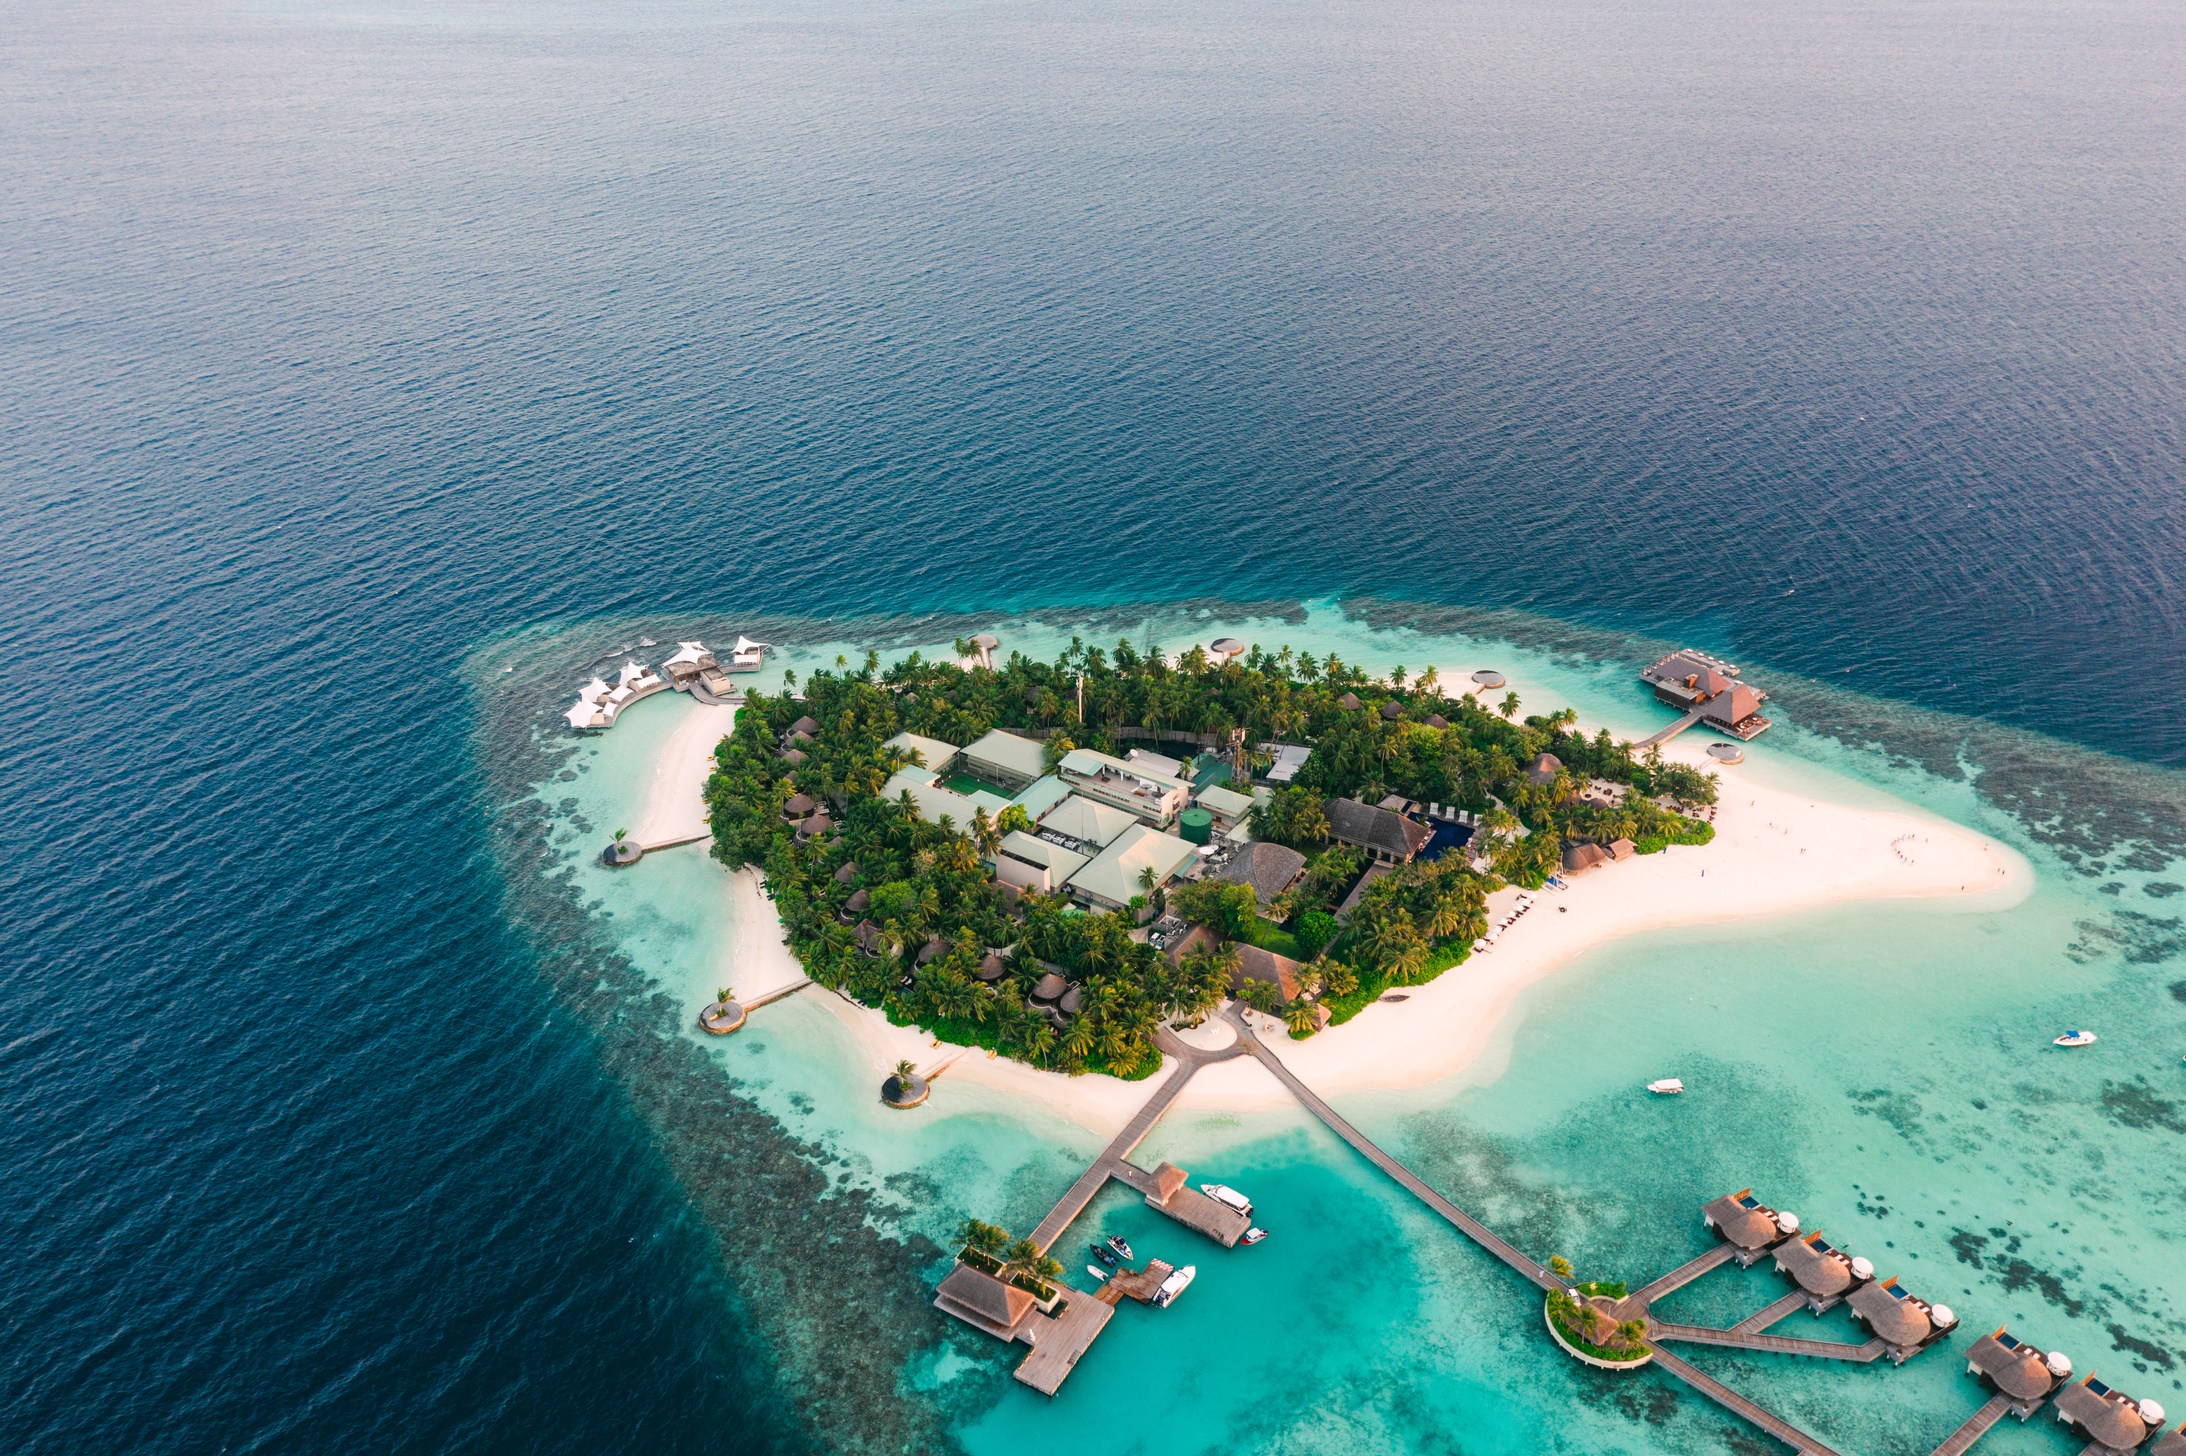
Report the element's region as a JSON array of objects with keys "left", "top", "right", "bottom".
[
  {"left": 602, "top": 838, "right": 643, "bottom": 867},
  {"left": 881, "top": 1070, "right": 930, "bottom": 1108},
  {"left": 699, "top": 999, "right": 747, "bottom": 1034}
]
